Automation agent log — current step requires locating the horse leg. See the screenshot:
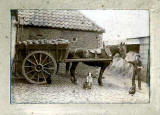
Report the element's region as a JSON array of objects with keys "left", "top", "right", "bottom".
[
  {"left": 70, "top": 62, "right": 79, "bottom": 84},
  {"left": 102, "top": 61, "right": 112, "bottom": 79},
  {"left": 66, "top": 62, "right": 70, "bottom": 75},
  {"left": 98, "top": 65, "right": 107, "bottom": 86}
]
